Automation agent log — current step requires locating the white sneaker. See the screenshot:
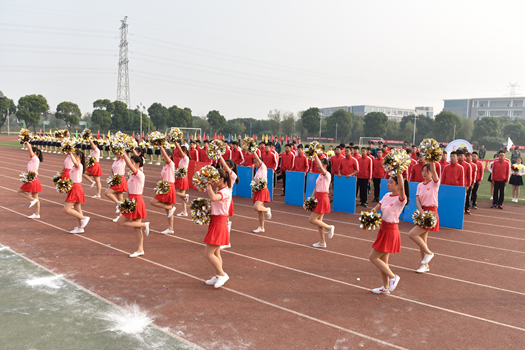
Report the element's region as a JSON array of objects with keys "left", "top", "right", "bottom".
[
  {"left": 168, "top": 206, "right": 176, "bottom": 218},
  {"left": 28, "top": 214, "right": 40, "bottom": 219},
  {"left": 80, "top": 216, "right": 90, "bottom": 229},
  {"left": 69, "top": 227, "right": 85, "bottom": 234},
  {"left": 265, "top": 208, "right": 272, "bottom": 220},
  {"left": 161, "top": 229, "right": 174, "bottom": 234},
  {"left": 220, "top": 243, "right": 231, "bottom": 250},
  {"left": 129, "top": 251, "right": 144, "bottom": 258},
  {"left": 327, "top": 225, "right": 335, "bottom": 239},
  {"left": 115, "top": 205, "right": 120, "bottom": 213},
  {"left": 214, "top": 273, "right": 229, "bottom": 288},
  {"left": 421, "top": 253, "right": 434, "bottom": 265},
  {"left": 389, "top": 275, "right": 400, "bottom": 292},
  {"left": 252, "top": 227, "right": 265, "bottom": 233},
  {"left": 227, "top": 221, "right": 232, "bottom": 233},
  {"left": 184, "top": 194, "right": 189, "bottom": 203},
  {"left": 416, "top": 265, "right": 430, "bottom": 273},
  {"left": 156, "top": 162, "right": 161, "bottom": 166},
  {"left": 206, "top": 275, "right": 218, "bottom": 285},
  {"left": 177, "top": 212, "right": 188, "bottom": 217},
  {"left": 29, "top": 199, "right": 38, "bottom": 208},
  {"left": 112, "top": 216, "right": 120, "bottom": 222},
  {"left": 143, "top": 222, "right": 150, "bottom": 236},
  {"left": 312, "top": 242, "right": 327, "bottom": 248},
  {"left": 148, "top": 162, "right": 153, "bottom": 165},
  {"left": 90, "top": 182, "right": 95, "bottom": 189},
  {"left": 106, "top": 157, "right": 111, "bottom": 160},
  {"left": 371, "top": 286, "right": 390, "bottom": 294},
  {"left": 490, "top": 196, "right": 493, "bottom": 200},
  {"left": 91, "top": 195, "right": 101, "bottom": 198}
]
